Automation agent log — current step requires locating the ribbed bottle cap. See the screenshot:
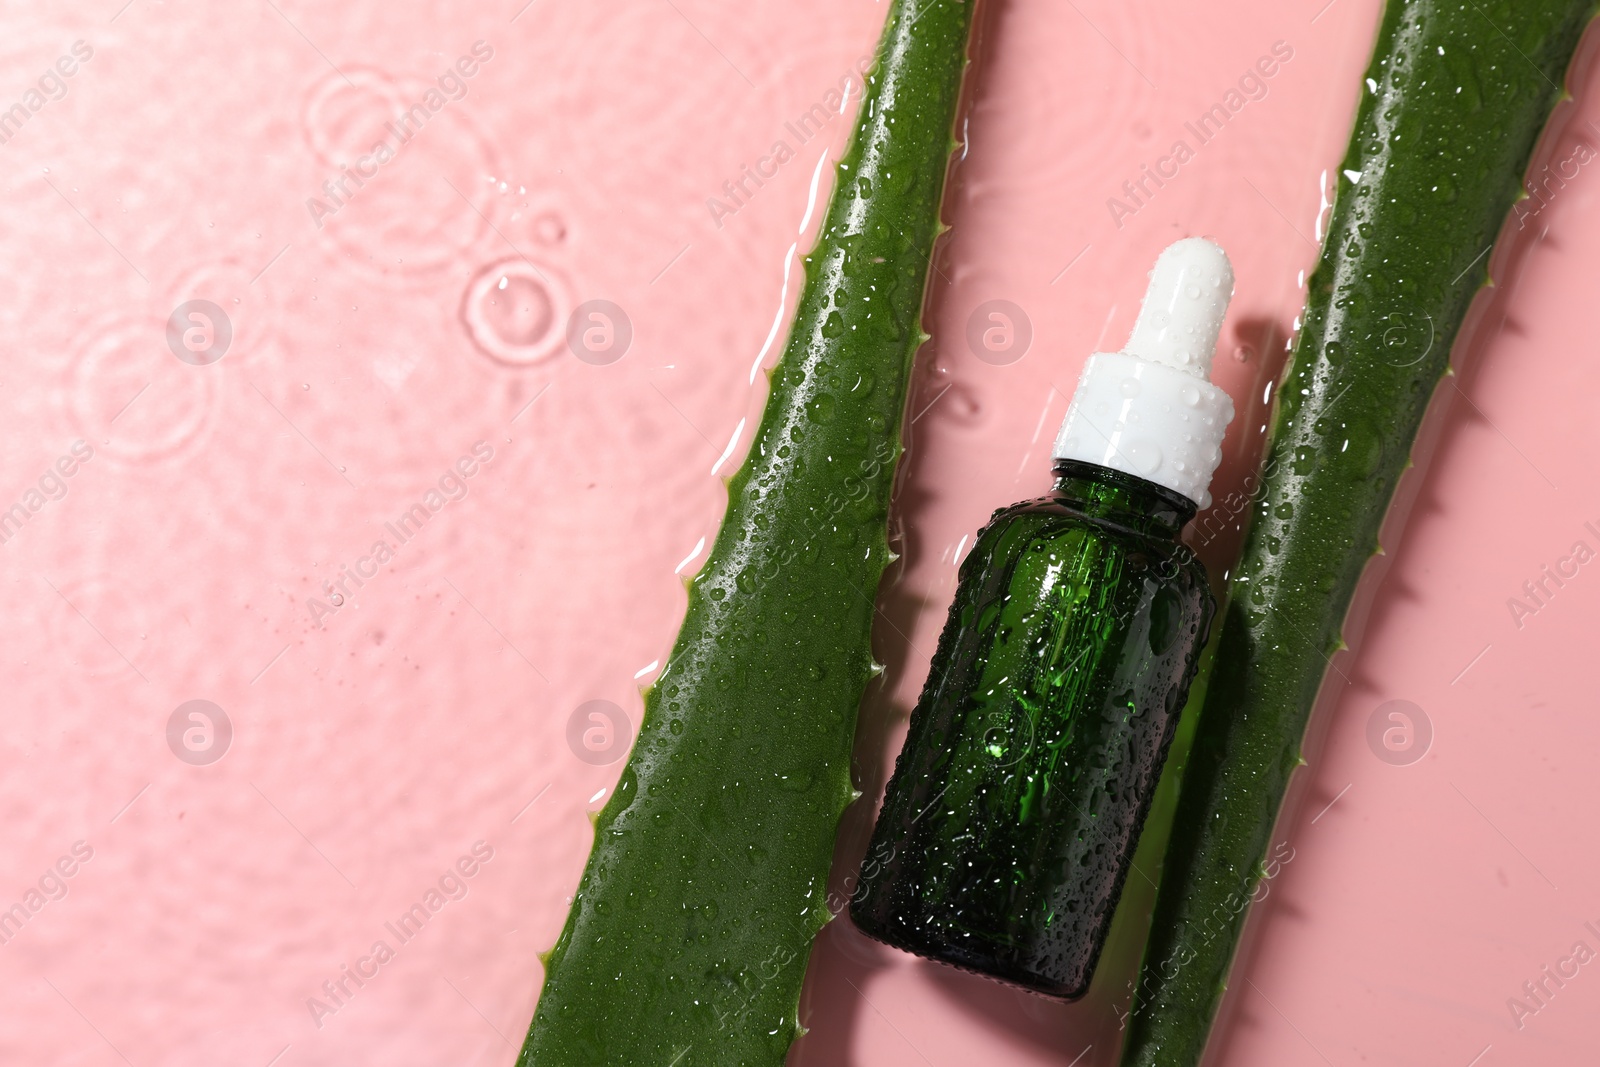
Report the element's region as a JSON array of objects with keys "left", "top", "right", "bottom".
[{"left": 1051, "top": 238, "right": 1237, "bottom": 509}]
